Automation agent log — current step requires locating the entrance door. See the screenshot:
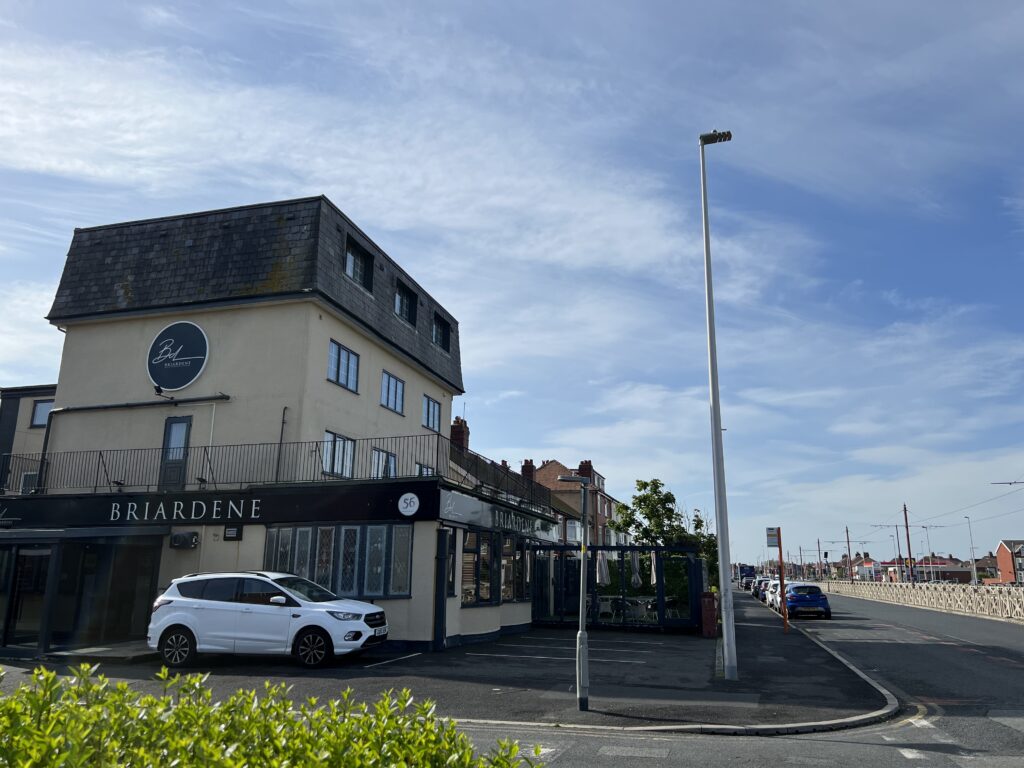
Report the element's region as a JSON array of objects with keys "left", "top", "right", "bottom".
[
  {"left": 0, "top": 546, "right": 13, "bottom": 645},
  {"left": 158, "top": 416, "right": 192, "bottom": 491},
  {"left": 7, "top": 546, "right": 51, "bottom": 647}
]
